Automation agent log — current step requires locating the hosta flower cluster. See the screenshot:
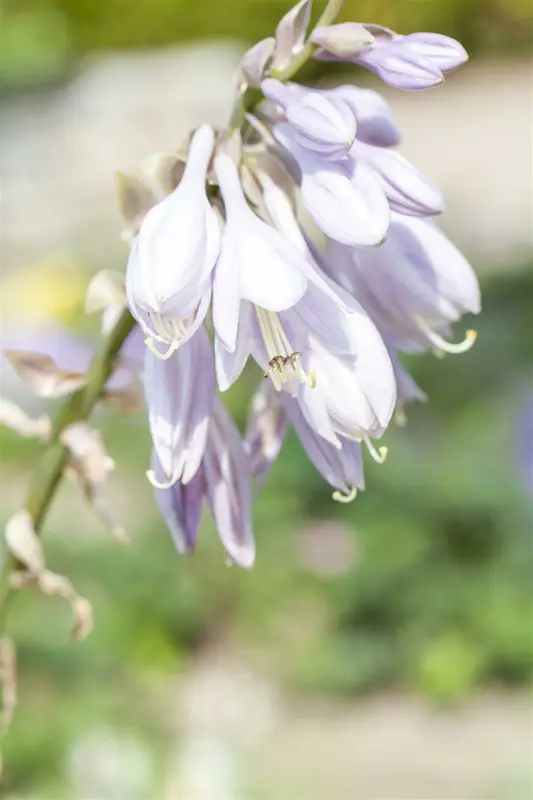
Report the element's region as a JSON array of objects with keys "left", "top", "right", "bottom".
[
  {"left": 2, "top": 0, "right": 480, "bottom": 574},
  {"left": 120, "top": 0, "right": 479, "bottom": 568}
]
